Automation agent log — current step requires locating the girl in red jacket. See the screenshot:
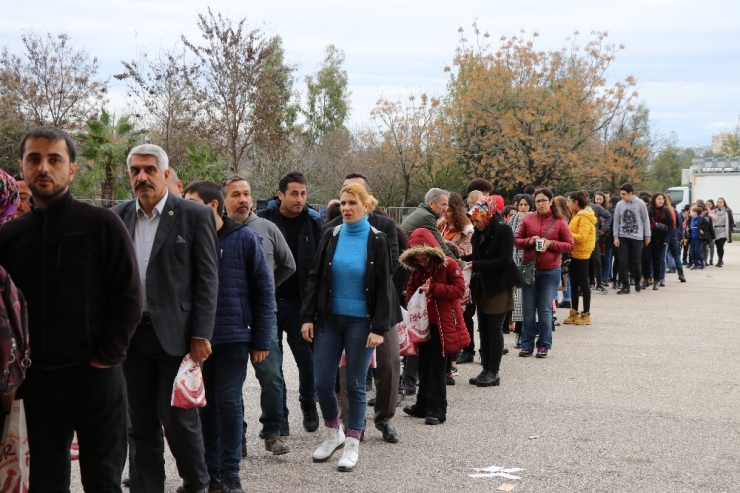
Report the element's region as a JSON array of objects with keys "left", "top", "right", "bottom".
[{"left": 400, "top": 228, "right": 470, "bottom": 425}]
